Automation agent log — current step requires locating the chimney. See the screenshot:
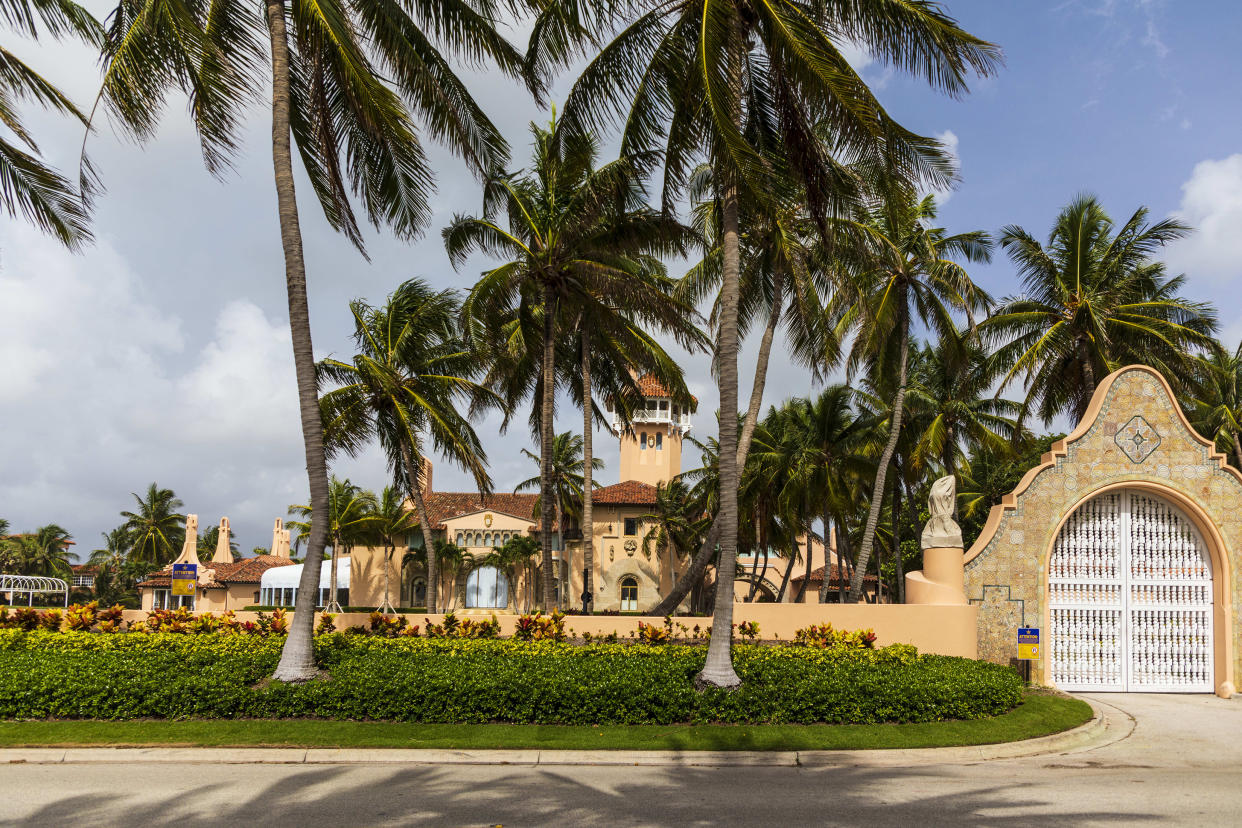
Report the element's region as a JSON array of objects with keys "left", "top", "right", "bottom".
[
  {"left": 271, "top": 518, "right": 289, "bottom": 558},
  {"left": 213, "top": 517, "right": 235, "bottom": 564},
  {"left": 421, "top": 457, "right": 433, "bottom": 494}
]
